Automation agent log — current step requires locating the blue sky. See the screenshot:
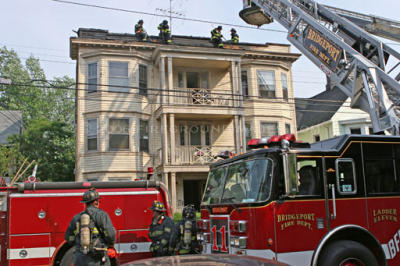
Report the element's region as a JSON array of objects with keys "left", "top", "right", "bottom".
[{"left": 1, "top": 0, "right": 399, "bottom": 97}]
